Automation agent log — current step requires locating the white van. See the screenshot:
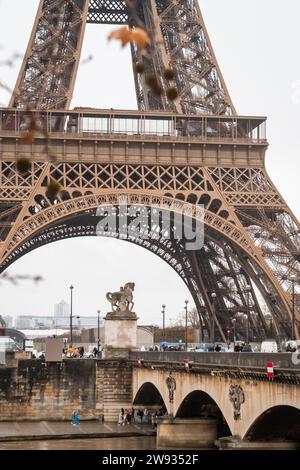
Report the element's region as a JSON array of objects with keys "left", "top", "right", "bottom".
[{"left": 260, "top": 340, "right": 278, "bottom": 353}]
